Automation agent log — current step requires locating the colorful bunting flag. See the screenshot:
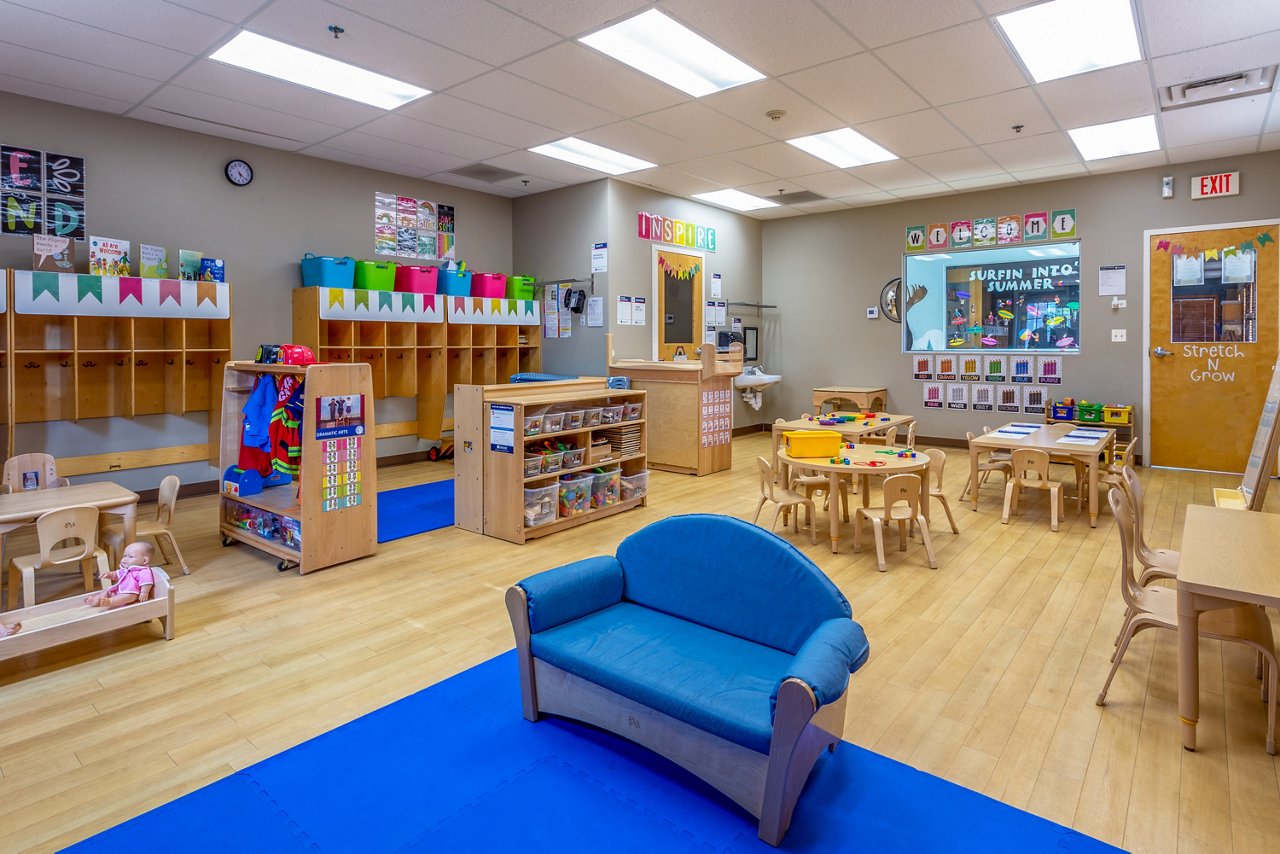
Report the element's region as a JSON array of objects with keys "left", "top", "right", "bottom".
[
  {"left": 1204, "top": 248, "right": 1219, "bottom": 260},
  {"left": 159, "top": 279, "right": 181, "bottom": 305},
  {"left": 1156, "top": 239, "right": 1170, "bottom": 252},
  {"left": 354, "top": 290, "right": 370, "bottom": 310},
  {"left": 119, "top": 277, "right": 142, "bottom": 304},
  {"left": 76, "top": 274, "right": 101, "bottom": 303},
  {"left": 379, "top": 291, "right": 393, "bottom": 312},
  {"left": 328, "top": 288, "right": 346, "bottom": 309},
  {"left": 1258, "top": 232, "right": 1274, "bottom": 246},
  {"left": 1240, "top": 240, "right": 1255, "bottom": 253},
  {"left": 196, "top": 280, "right": 218, "bottom": 307},
  {"left": 32, "top": 271, "right": 60, "bottom": 302}
]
